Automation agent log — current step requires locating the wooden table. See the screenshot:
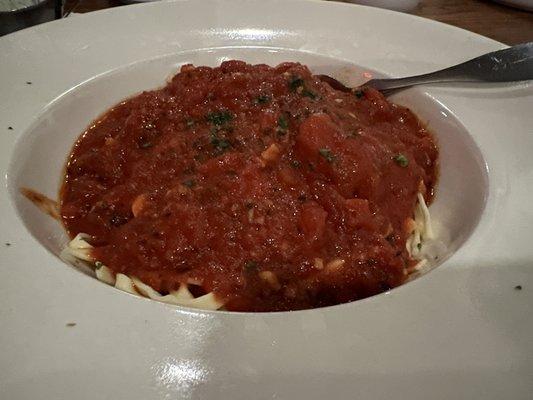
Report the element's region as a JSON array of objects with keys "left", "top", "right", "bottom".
[
  {"left": 413, "top": 0, "right": 532, "bottom": 45},
  {"left": 65, "top": 0, "right": 532, "bottom": 45}
]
